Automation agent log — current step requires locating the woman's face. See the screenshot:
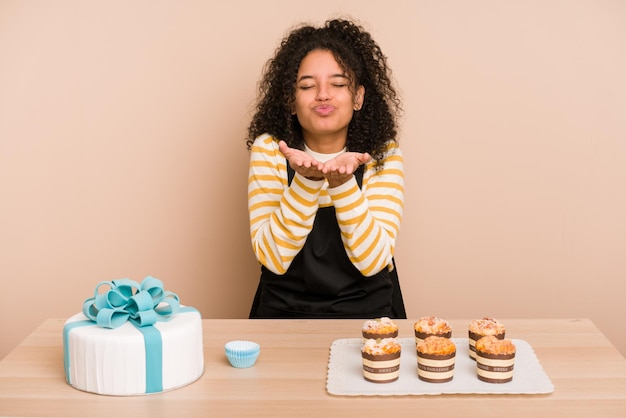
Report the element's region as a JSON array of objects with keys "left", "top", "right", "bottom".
[{"left": 293, "top": 49, "right": 364, "bottom": 151}]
